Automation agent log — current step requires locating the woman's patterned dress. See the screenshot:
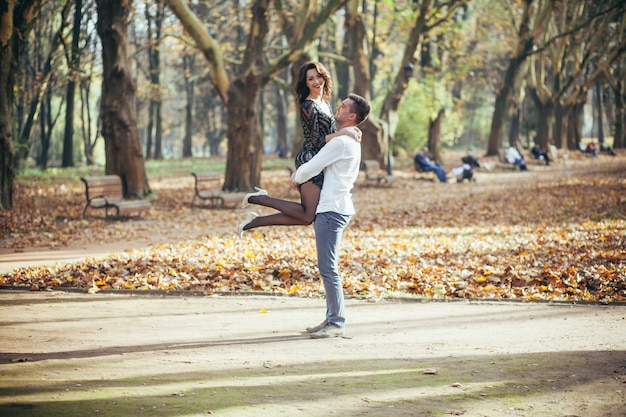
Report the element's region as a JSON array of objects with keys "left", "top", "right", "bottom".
[{"left": 294, "top": 99, "right": 337, "bottom": 188}]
